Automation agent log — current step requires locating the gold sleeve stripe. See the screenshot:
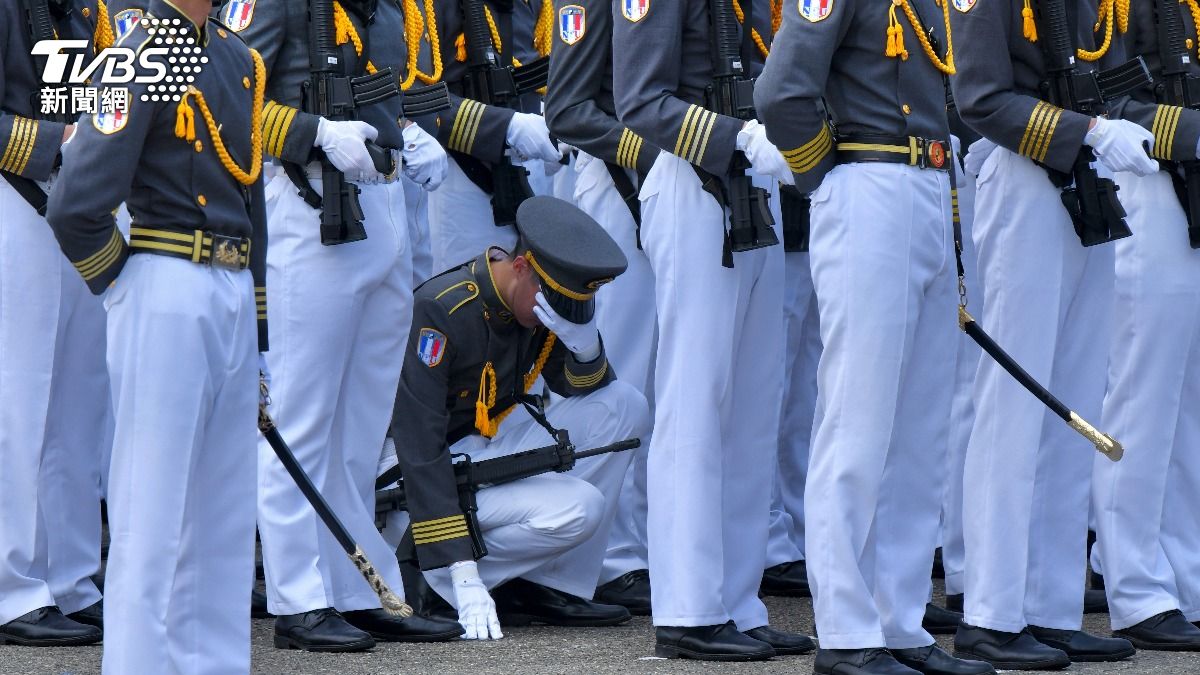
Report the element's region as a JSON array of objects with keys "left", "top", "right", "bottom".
[
  {"left": 261, "top": 101, "right": 297, "bottom": 159},
  {"left": 783, "top": 126, "right": 832, "bottom": 174},
  {"left": 1152, "top": 105, "right": 1183, "bottom": 160},
  {"left": 1018, "top": 101, "right": 1062, "bottom": 162},
  {"left": 448, "top": 100, "right": 485, "bottom": 154},
  {"left": 74, "top": 229, "right": 125, "bottom": 280},
  {"left": 413, "top": 521, "right": 470, "bottom": 538},
  {"left": 0, "top": 117, "right": 37, "bottom": 175},
  {"left": 565, "top": 360, "right": 608, "bottom": 388},
  {"left": 413, "top": 514, "right": 468, "bottom": 531},
  {"left": 414, "top": 526, "right": 471, "bottom": 545},
  {"left": 616, "top": 128, "right": 644, "bottom": 169},
  {"left": 673, "top": 105, "right": 719, "bottom": 165}
]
